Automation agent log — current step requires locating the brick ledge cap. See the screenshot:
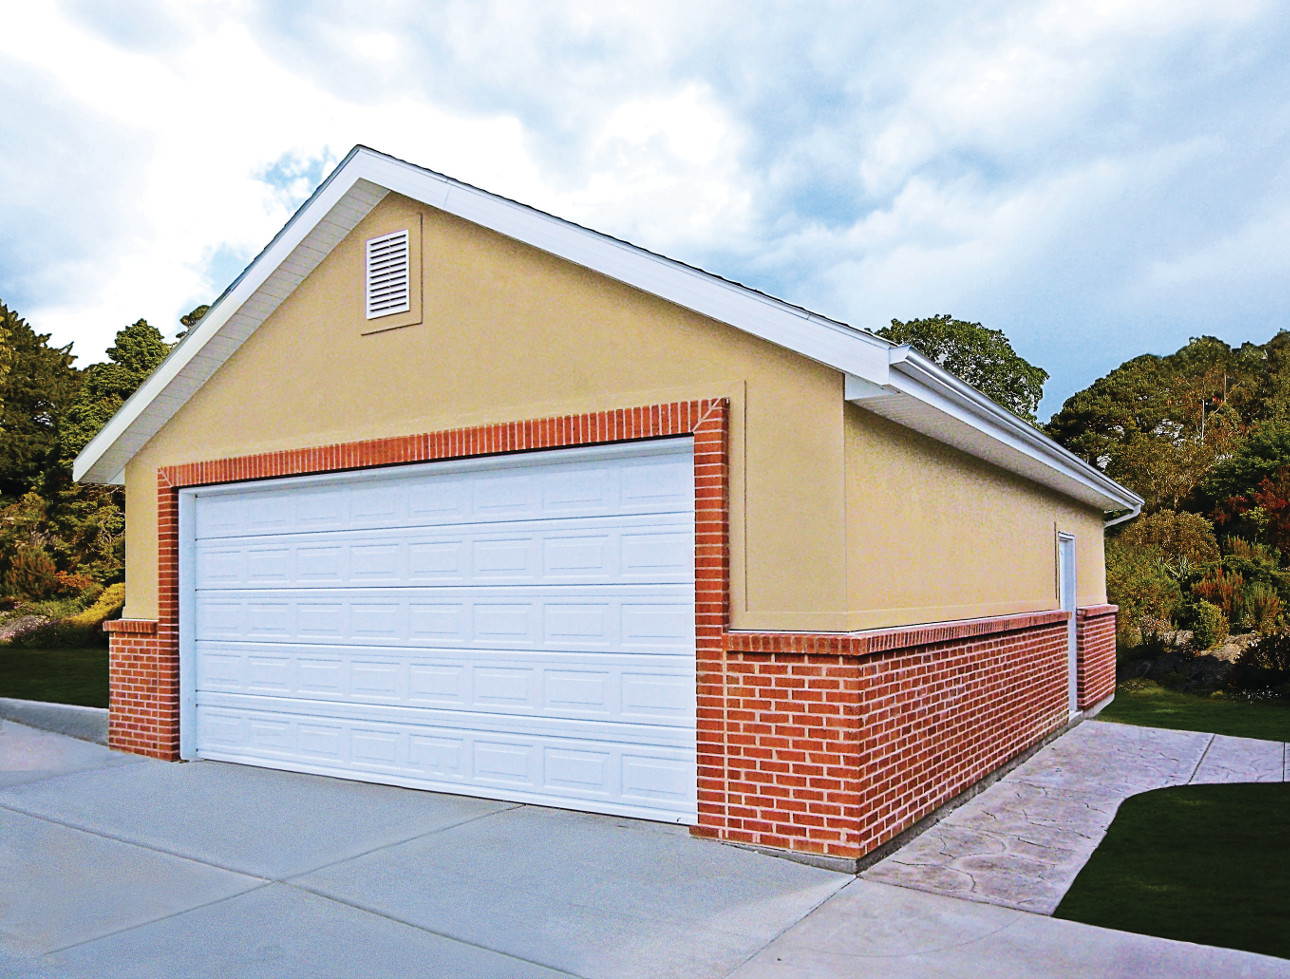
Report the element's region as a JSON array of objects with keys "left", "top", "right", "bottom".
[
  {"left": 725, "top": 608, "right": 1070, "bottom": 656},
  {"left": 103, "top": 618, "right": 159, "bottom": 635}
]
